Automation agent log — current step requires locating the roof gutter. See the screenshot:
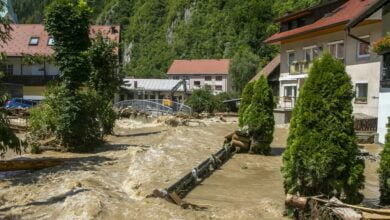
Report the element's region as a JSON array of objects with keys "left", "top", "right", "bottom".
[{"left": 346, "top": 27, "right": 371, "bottom": 45}]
